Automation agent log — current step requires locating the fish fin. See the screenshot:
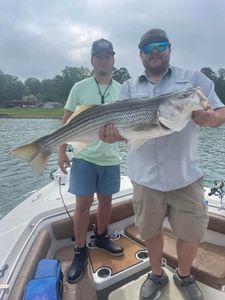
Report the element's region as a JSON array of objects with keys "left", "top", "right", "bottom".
[
  {"left": 66, "top": 105, "right": 95, "bottom": 124},
  {"left": 128, "top": 139, "right": 148, "bottom": 153},
  {"left": 196, "top": 87, "right": 208, "bottom": 109},
  {"left": 10, "top": 140, "right": 51, "bottom": 176},
  {"left": 158, "top": 116, "right": 186, "bottom": 132}
]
